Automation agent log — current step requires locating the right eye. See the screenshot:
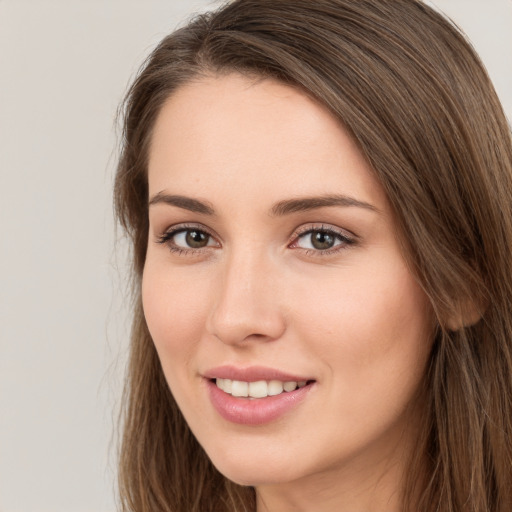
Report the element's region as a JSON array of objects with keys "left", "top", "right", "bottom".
[
  {"left": 173, "top": 229, "right": 215, "bottom": 249},
  {"left": 157, "top": 226, "right": 219, "bottom": 252}
]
